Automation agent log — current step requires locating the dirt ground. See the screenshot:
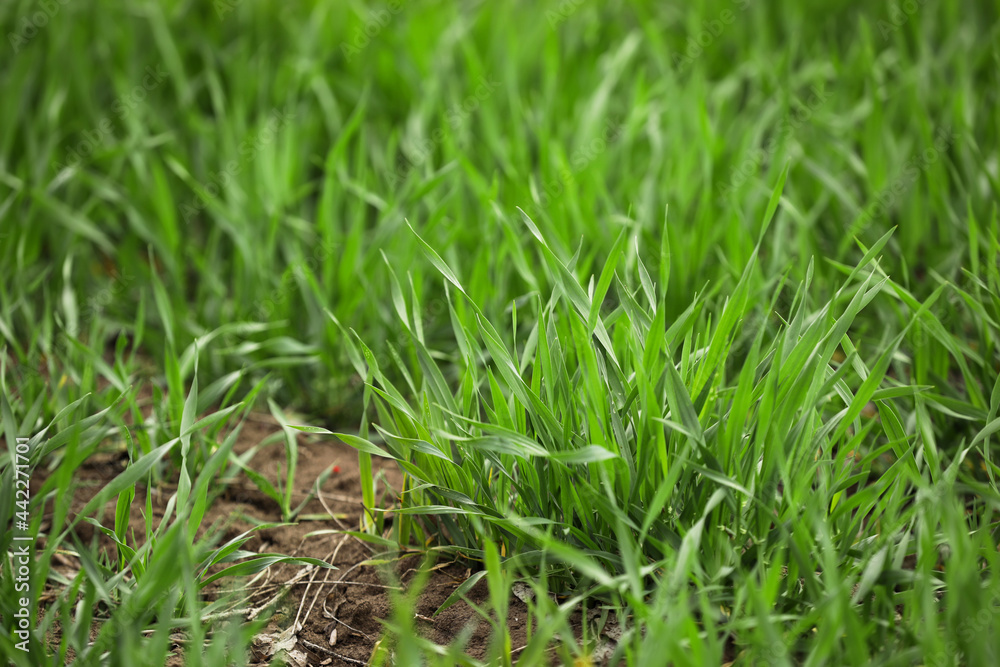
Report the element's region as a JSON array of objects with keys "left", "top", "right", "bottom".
[{"left": 34, "top": 412, "right": 557, "bottom": 666}]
